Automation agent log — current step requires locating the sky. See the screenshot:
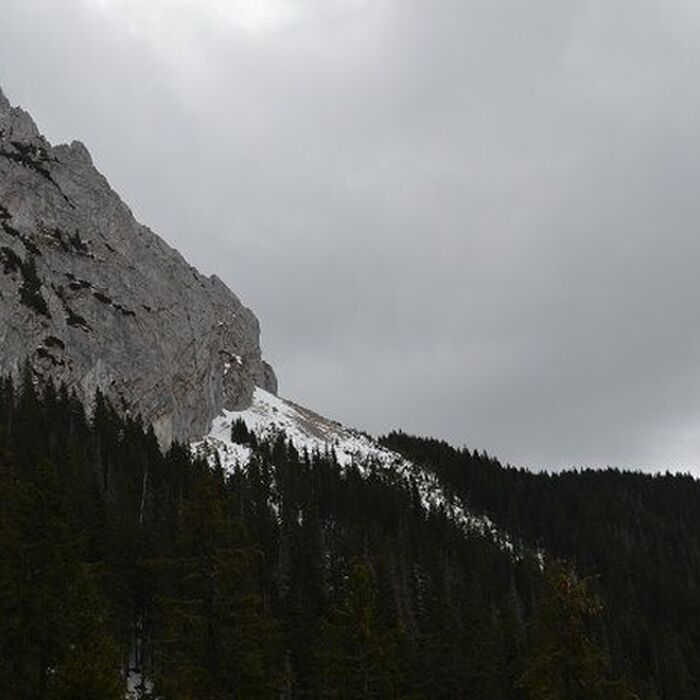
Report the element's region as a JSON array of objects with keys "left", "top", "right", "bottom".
[{"left": 2, "top": 0, "right": 700, "bottom": 474}]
